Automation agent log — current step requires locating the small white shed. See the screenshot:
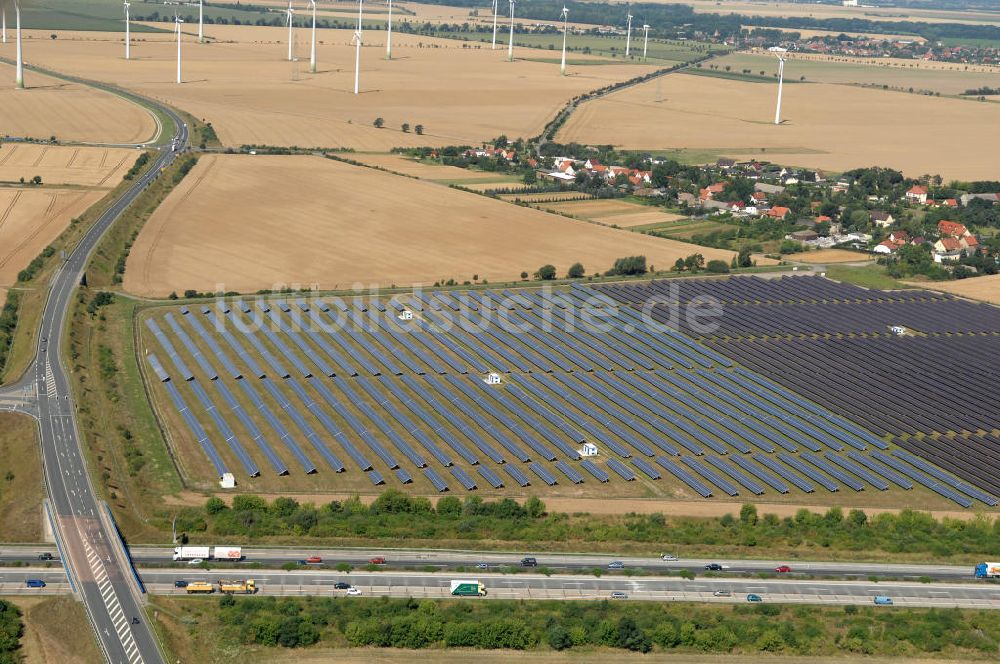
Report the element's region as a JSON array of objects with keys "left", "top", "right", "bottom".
[
  {"left": 483, "top": 372, "right": 502, "bottom": 385},
  {"left": 219, "top": 473, "right": 236, "bottom": 489},
  {"left": 398, "top": 309, "right": 414, "bottom": 320},
  {"left": 578, "top": 442, "right": 599, "bottom": 457}
]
